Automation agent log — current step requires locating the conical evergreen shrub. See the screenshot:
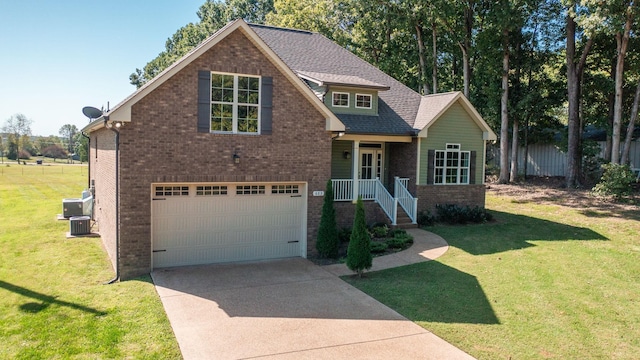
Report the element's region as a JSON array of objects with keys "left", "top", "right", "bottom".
[
  {"left": 346, "top": 197, "right": 372, "bottom": 277},
  {"left": 316, "top": 179, "right": 339, "bottom": 258}
]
